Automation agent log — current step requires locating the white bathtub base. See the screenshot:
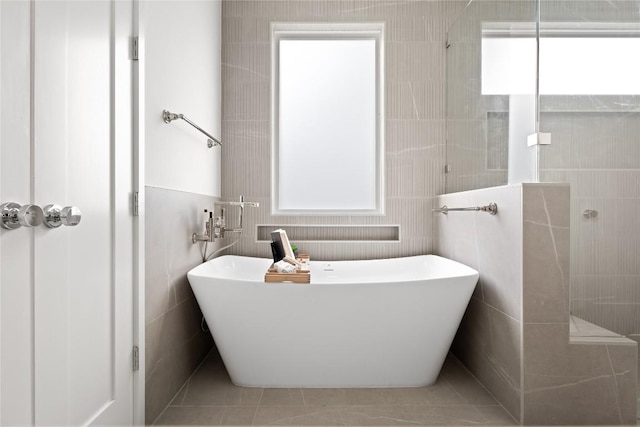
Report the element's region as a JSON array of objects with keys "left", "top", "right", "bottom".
[{"left": 188, "top": 255, "right": 478, "bottom": 388}]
